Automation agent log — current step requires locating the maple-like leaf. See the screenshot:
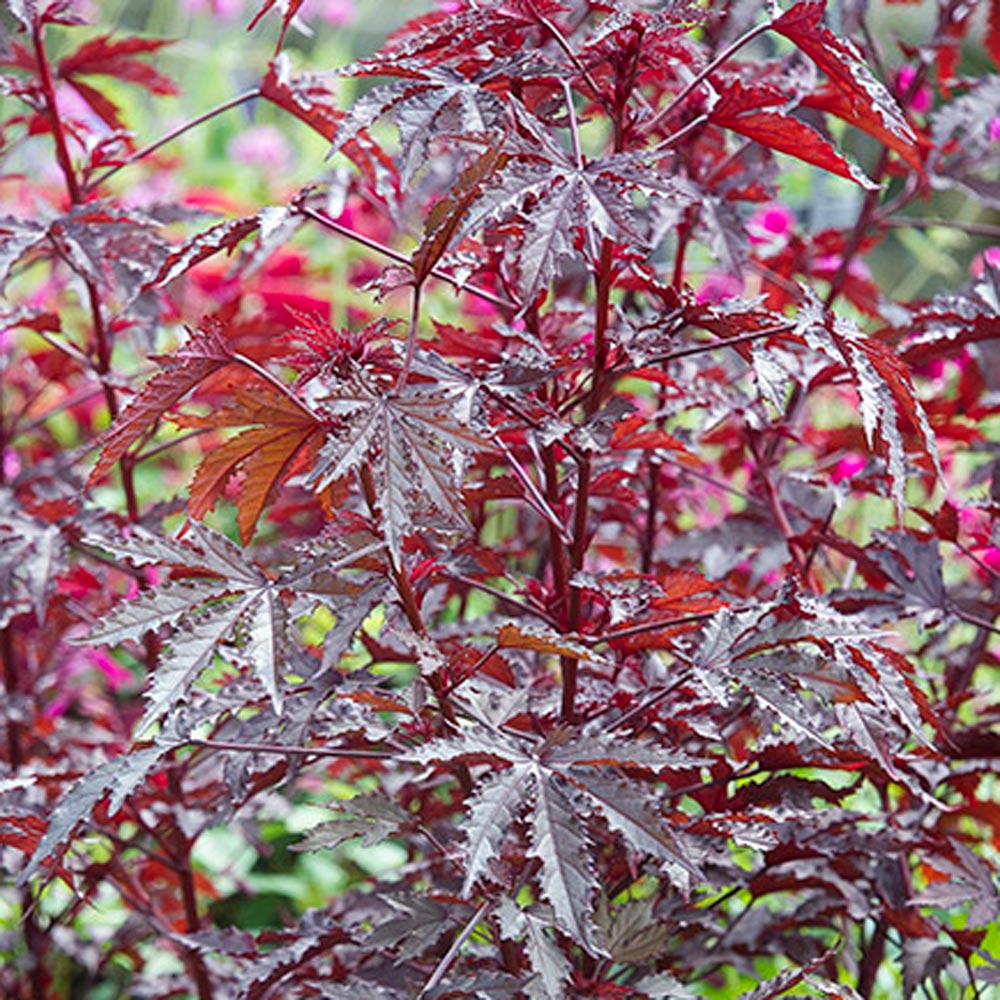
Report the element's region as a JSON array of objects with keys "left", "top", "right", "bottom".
[
  {"left": 331, "top": 67, "right": 507, "bottom": 187},
  {"left": 412, "top": 144, "right": 505, "bottom": 285},
  {"left": 774, "top": 1, "right": 923, "bottom": 171},
  {"left": 174, "top": 382, "right": 323, "bottom": 544},
  {"left": 597, "top": 898, "right": 673, "bottom": 967},
  {"left": 859, "top": 530, "right": 952, "bottom": 626},
  {"left": 56, "top": 35, "right": 176, "bottom": 130},
  {"left": 0, "top": 215, "right": 47, "bottom": 292},
  {"left": 358, "top": 0, "right": 565, "bottom": 70},
  {"left": 929, "top": 76, "right": 1000, "bottom": 208},
  {"left": 80, "top": 523, "right": 291, "bottom": 730},
  {"left": 496, "top": 622, "right": 606, "bottom": 664},
  {"left": 795, "top": 299, "right": 942, "bottom": 518},
  {"left": 0, "top": 490, "right": 66, "bottom": 628},
  {"left": 688, "top": 295, "right": 941, "bottom": 519},
  {"left": 903, "top": 266, "right": 1000, "bottom": 366},
  {"left": 452, "top": 142, "right": 641, "bottom": 303},
  {"left": 730, "top": 954, "right": 856, "bottom": 1000},
  {"left": 709, "top": 79, "right": 876, "bottom": 189},
  {"left": 462, "top": 765, "right": 529, "bottom": 894},
  {"left": 528, "top": 765, "right": 599, "bottom": 950},
  {"left": 246, "top": 0, "right": 306, "bottom": 52},
  {"left": 568, "top": 768, "right": 700, "bottom": 890},
  {"left": 20, "top": 745, "right": 164, "bottom": 885},
  {"left": 691, "top": 593, "right": 934, "bottom": 754},
  {"left": 365, "top": 892, "right": 459, "bottom": 962},
  {"left": 260, "top": 55, "right": 397, "bottom": 198},
  {"left": 292, "top": 795, "right": 409, "bottom": 852},
  {"left": 496, "top": 897, "right": 572, "bottom": 1000},
  {"left": 88, "top": 328, "right": 236, "bottom": 485},
  {"left": 307, "top": 376, "right": 486, "bottom": 565},
  {"left": 239, "top": 907, "right": 353, "bottom": 1000},
  {"left": 148, "top": 213, "right": 264, "bottom": 289},
  {"left": 5, "top": 0, "right": 84, "bottom": 32},
  {"left": 631, "top": 971, "right": 699, "bottom": 1000},
  {"left": 410, "top": 722, "right": 700, "bottom": 947},
  {"left": 0, "top": 203, "right": 166, "bottom": 303}
]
